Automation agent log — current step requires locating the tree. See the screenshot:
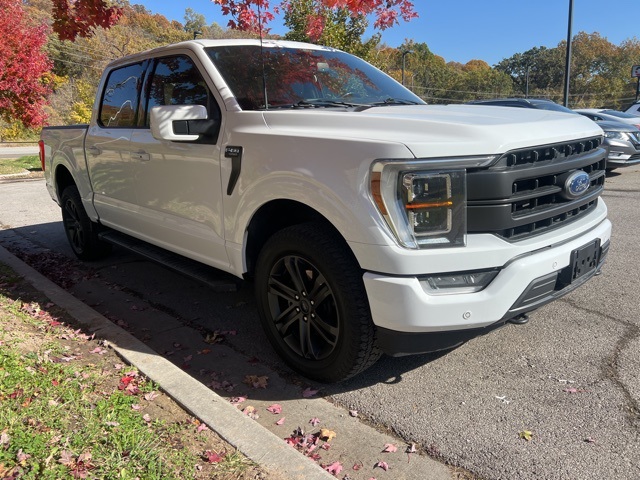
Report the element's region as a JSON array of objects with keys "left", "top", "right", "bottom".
[
  {"left": 0, "top": 0, "right": 53, "bottom": 127},
  {"left": 212, "top": 0, "right": 418, "bottom": 35},
  {"left": 51, "top": 0, "right": 122, "bottom": 41},
  {"left": 283, "top": 0, "right": 379, "bottom": 59},
  {"left": 184, "top": 8, "right": 207, "bottom": 35}
]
